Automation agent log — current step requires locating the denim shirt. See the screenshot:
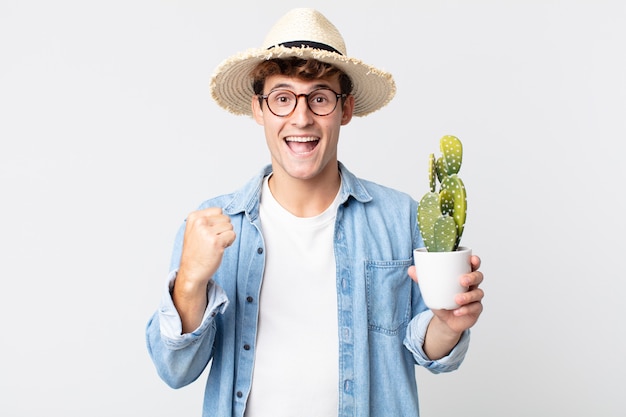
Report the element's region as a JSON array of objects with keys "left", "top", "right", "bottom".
[{"left": 146, "top": 162, "right": 470, "bottom": 417}]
